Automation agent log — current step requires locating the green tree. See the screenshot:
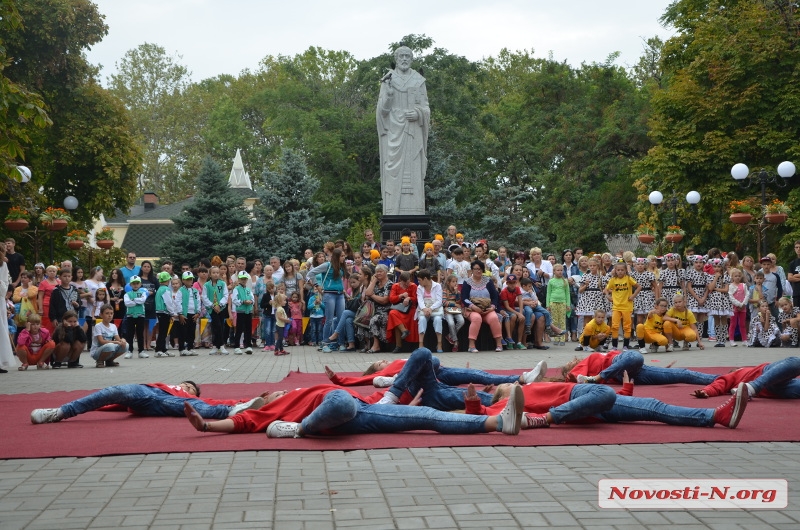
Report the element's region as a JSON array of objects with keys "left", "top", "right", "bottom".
[
  {"left": 108, "top": 43, "right": 196, "bottom": 202},
  {"left": 2, "top": 0, "right": 141, "bottom": 226},
  {"left": 159, "top": 156, "right": 256, "bottom": 264},
  {"left": 251, "top": 149, "right": 350, "bottom": 259}
]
